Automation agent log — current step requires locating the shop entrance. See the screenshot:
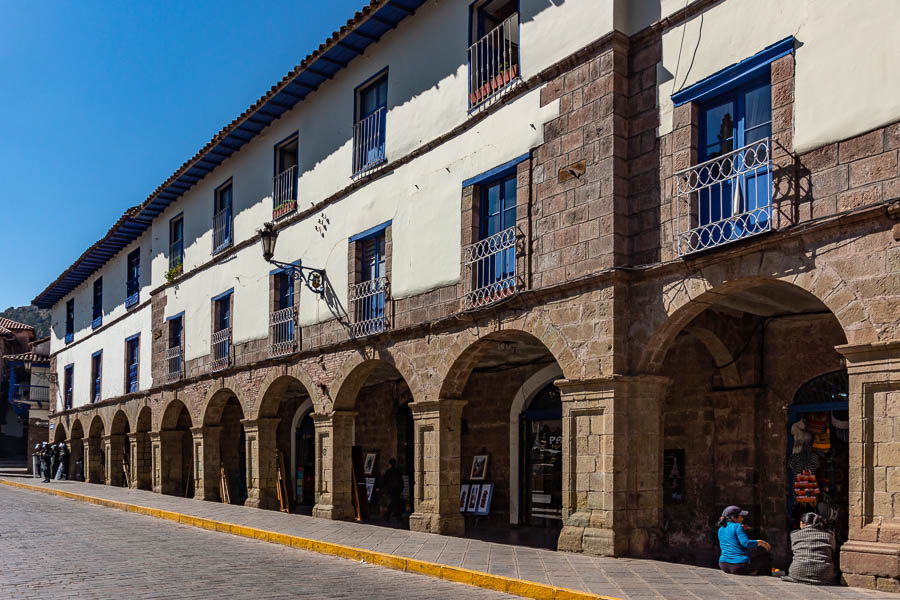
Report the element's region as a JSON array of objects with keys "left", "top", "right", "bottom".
[
  {"left": 294, "top": 411, "right": 315, "bottom": 511},
  {"left": 520, "top": 382, "right": 563, "bottom": 529},
  {"left": 786, "top": 369, "right": 849, "bottom": 549}
]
